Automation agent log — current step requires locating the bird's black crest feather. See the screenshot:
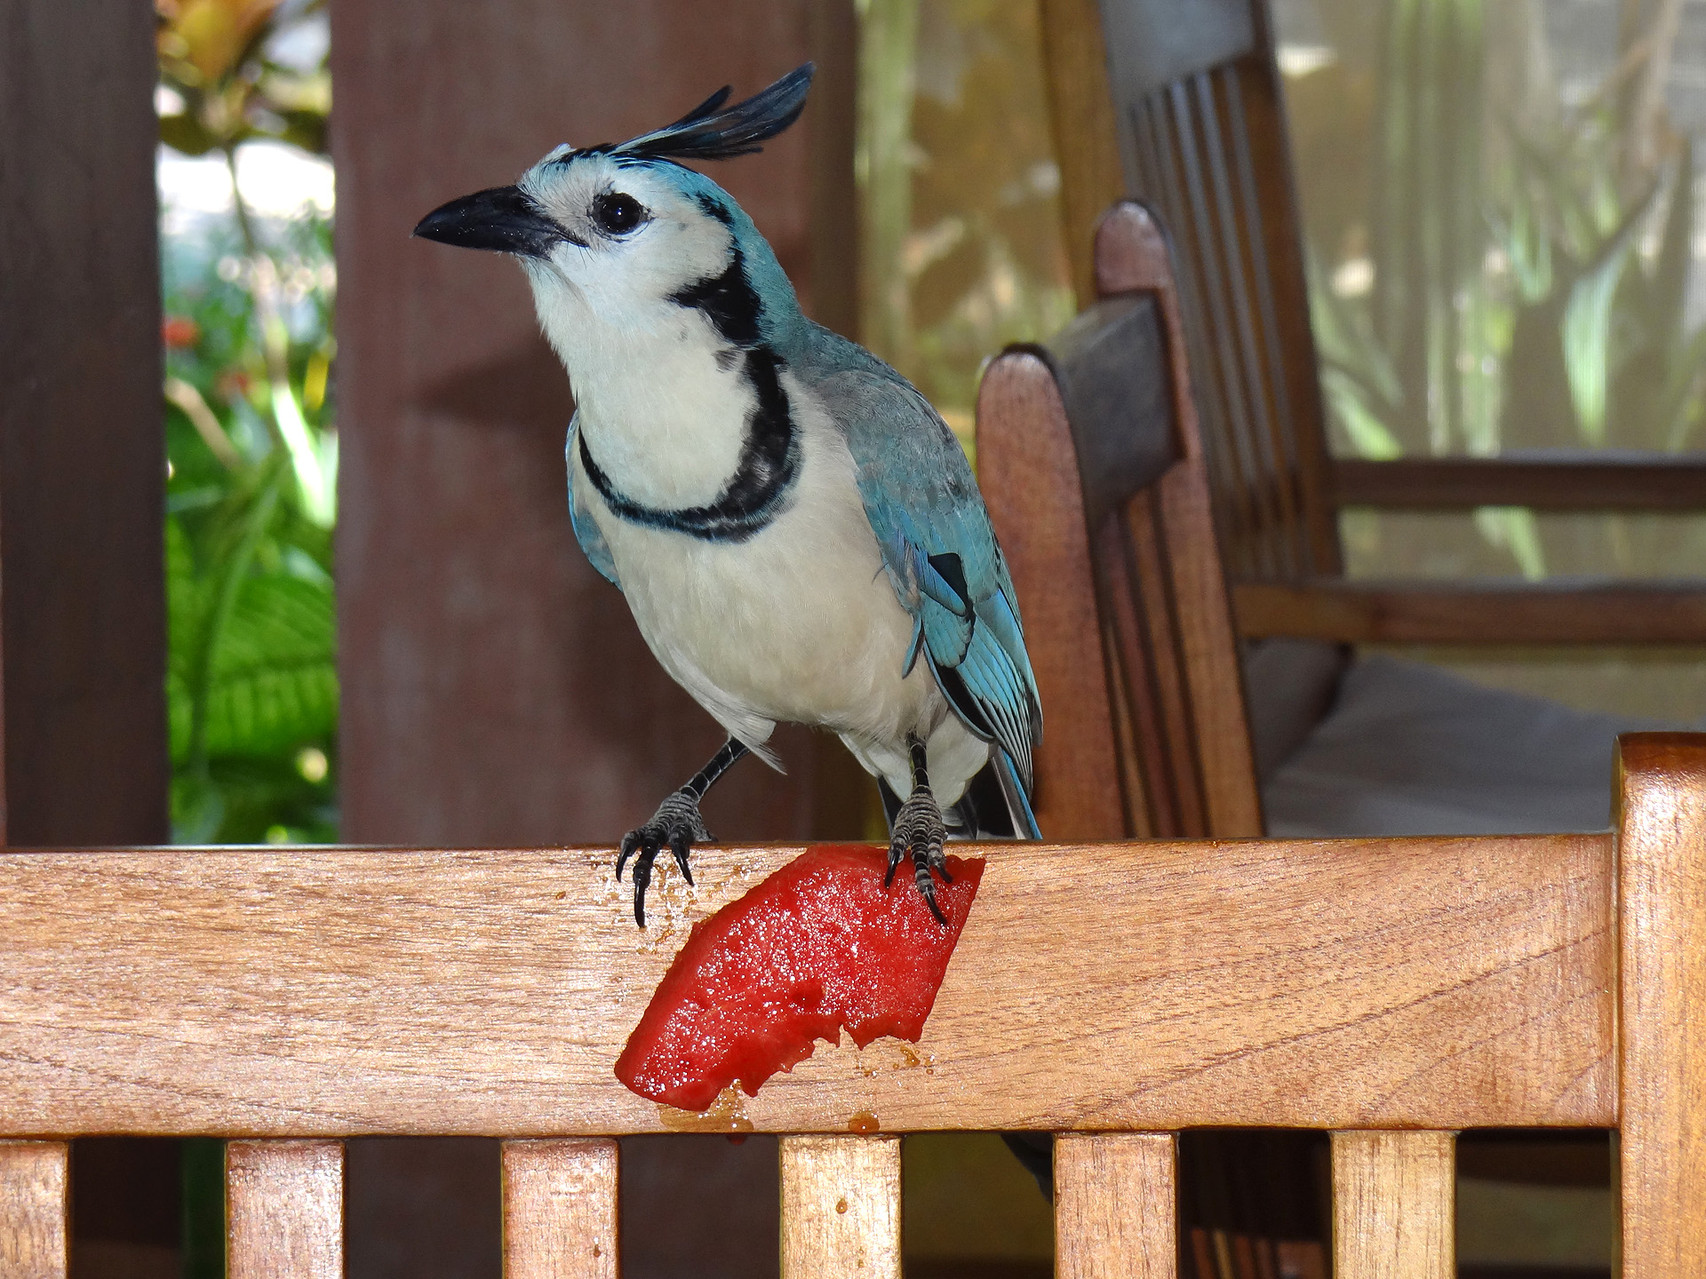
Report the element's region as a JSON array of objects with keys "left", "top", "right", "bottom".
[{"left": 606, "top": 64, "right": 814, "bottom": 163}]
